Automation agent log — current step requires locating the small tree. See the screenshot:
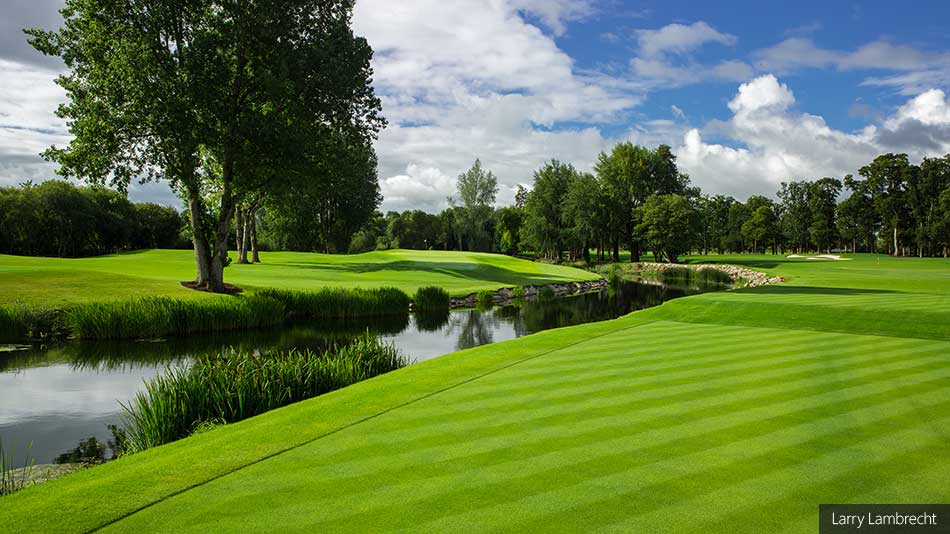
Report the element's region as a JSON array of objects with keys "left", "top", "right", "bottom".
[{"left": 450, "top": 159, "right": 498, "bottom": 251}]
